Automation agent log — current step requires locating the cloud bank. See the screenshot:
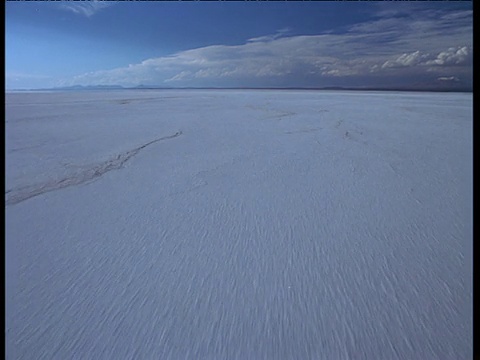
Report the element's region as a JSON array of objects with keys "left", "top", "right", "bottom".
[{"left": 59, "top": 7, "right": 472, "bottom": 89}]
